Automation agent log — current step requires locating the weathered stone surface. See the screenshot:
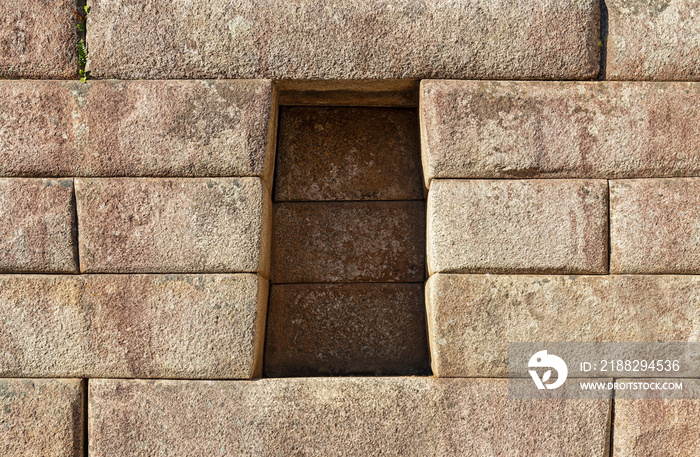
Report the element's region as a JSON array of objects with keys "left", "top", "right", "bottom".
[
  {"left": 611, "top": 178, "right": 700, "bottom": 273},
  {"left": 0, "top": 178, "right": 77, "bottom": 273},
  {"left": 0, "top": 80, "right": 276, "bottom": 179},
  {"left": 264, "top": 283, "right": 429, "bottom": 377},
  {"left": 607, "top": 0, "right": 700, "bottom": 80},
  {"left": 274, "top": 107, "right": 422, "bottom": 201},
  {"left": 0, "top": 0, "right": 77, "bottom": 78},
  {"left": 427, "top": 179, "right": 608, "bottom": 274},
  {"left": 426, "top": 274, "right": 700, "bottom": 377},
  {"left": 76, "top": 178, "right": 270, "bottom": 274},
  {"left": 89, "top": 378, "right": 610, "bottom": 456},
  {"left": 87, "top": 0, "right": 600, "bottom": 80},
  {"left": 614, "top": 398, "right": 700, "bottom": 456},
  {"left": 0, "top": 81, "right": 82, "bottom": 177},
  {"left": 420, "top": 81, "right": 700, "bottom": 182},
  {"left": 0, "top": 378, "right": 82, "bottom": 456},
  {"left": 0, "top": 274, "right": 267, "bottom": 378},
  {"left": 272, "top": 201, "right": 425, "bottom": 283},
  {"left": 81, "top": 80, "right": 277, "bottom": 179}
]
